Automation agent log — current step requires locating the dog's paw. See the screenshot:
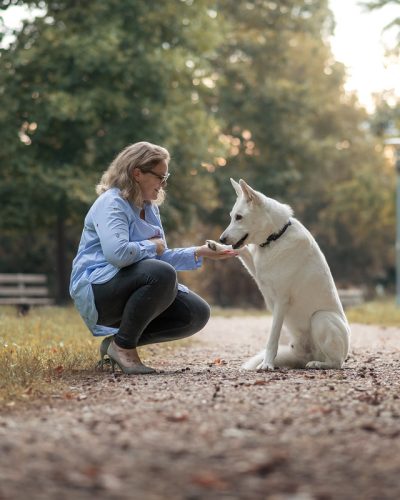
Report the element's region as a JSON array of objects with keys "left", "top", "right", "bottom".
[
  {"left": 306, "top": 361, "right": 325, "bottom": 369},
  {"left": 206, "top": 239, "right": 218, "bottom": 251},
  {"left": 256, "top": 361, "right": 275, "bottom": 371},
  {"left": 206, "top": 240, "right": 231, "bottom": 252}
]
